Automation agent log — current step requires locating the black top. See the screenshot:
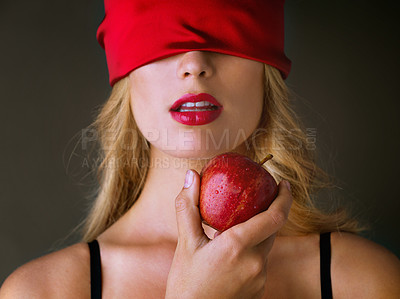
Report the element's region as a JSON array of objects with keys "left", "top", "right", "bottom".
[
  {"left": 88, "top": 232, "right": 333, "bottom": 299},
  {"left": 320, "top": 232, "right": 333, "bottom": 299},
  {"left": 88, "top": 240, "right": 102, "bottom": 299}
]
